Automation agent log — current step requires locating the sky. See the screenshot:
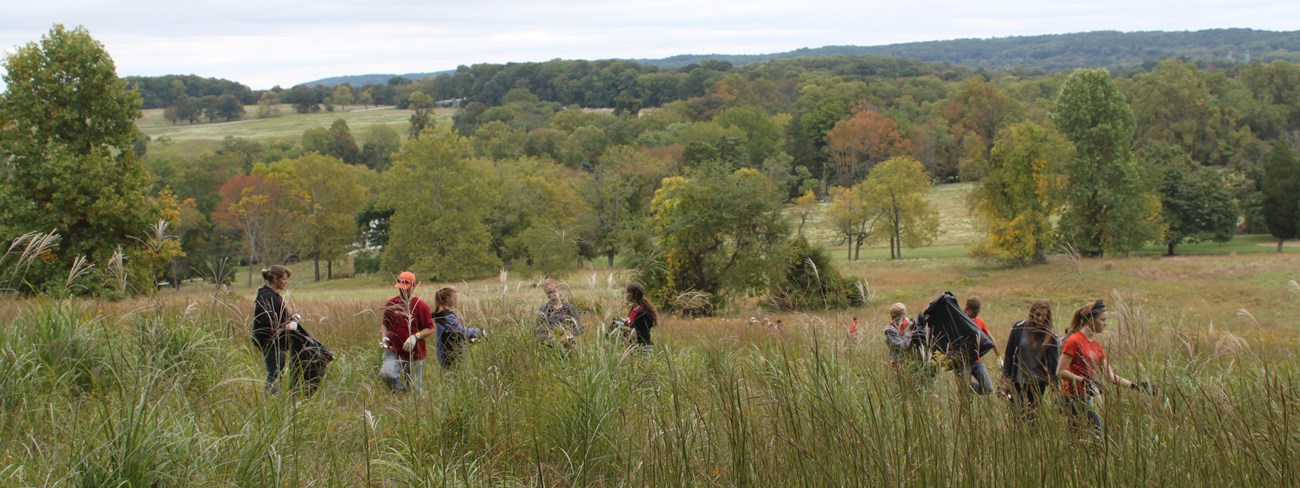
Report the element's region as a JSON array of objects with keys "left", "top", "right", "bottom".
[{"left": 0, "top": 0, "right": 1297, "bottom": 90}]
